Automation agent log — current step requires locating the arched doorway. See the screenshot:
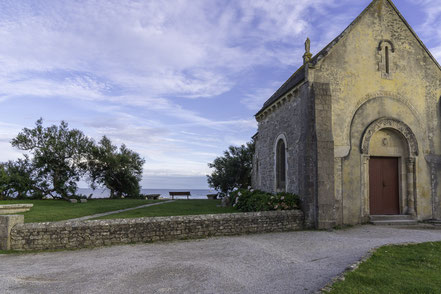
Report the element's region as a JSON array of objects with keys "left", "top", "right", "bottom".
[
  {"left": 360, "top": 118, "right": 419, "bottom": 217},
  {"left": 368, "top": 129, "right": 405, "bottom": 215}
]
